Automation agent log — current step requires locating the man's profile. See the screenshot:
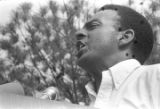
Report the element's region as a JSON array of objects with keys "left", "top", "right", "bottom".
[{"left": 76, "top": 4, "right": 159, "bottom": 109}]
